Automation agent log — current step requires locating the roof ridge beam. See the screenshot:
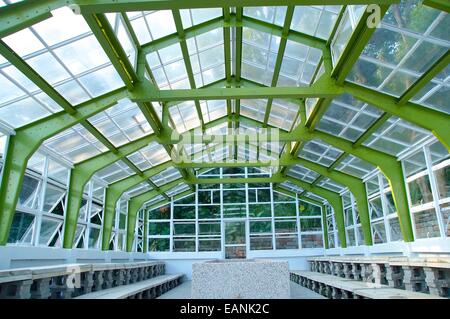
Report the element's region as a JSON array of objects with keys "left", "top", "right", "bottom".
[
  {"left": 263, "top": 6, "right": 295, "bottom": 126},
  {"left": 172, "top": 9, "right": 205, "bottom": 130}
]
